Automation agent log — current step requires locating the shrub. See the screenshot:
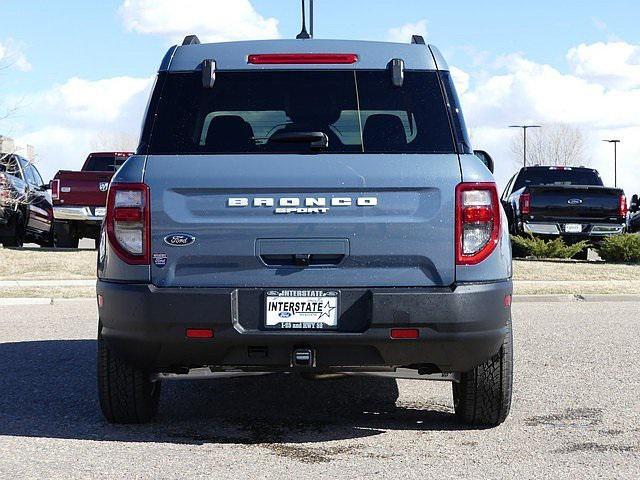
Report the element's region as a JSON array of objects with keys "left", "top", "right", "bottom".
[
  {"left": 511, "top": 235, "right": 589, "bottom": 259},
  {"left": 597, "top": 234, "right": 640, "bottom": 263}
]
